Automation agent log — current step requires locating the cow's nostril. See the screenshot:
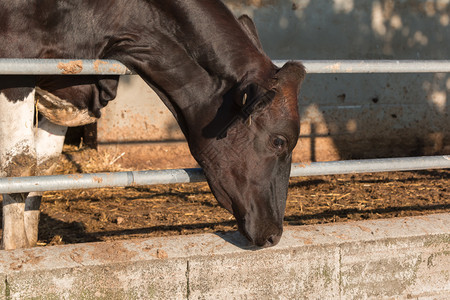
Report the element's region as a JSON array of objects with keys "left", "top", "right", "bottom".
[
  {"left": 260, "top": 234, "right": 281, "bottom": 248},
  {"left": 269, "top": 234, "right": 281, "bottom": 246}
]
